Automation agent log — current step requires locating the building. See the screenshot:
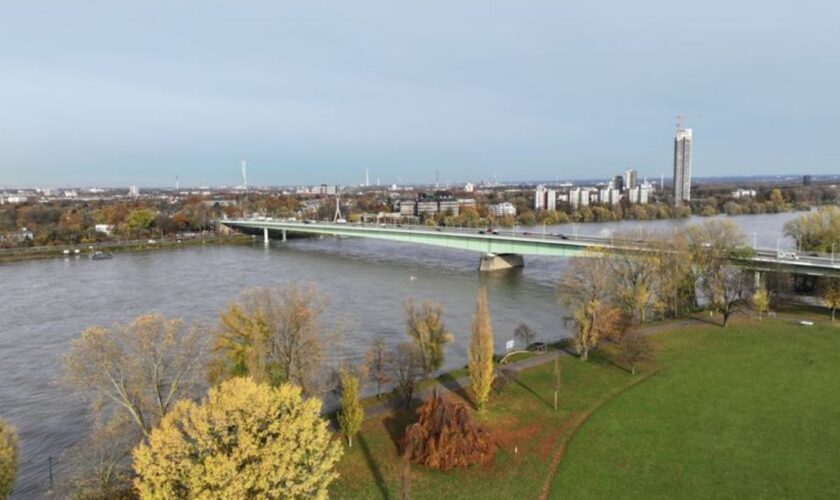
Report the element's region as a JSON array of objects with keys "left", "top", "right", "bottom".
[
  {"left": 803, "top": 175, "right": 813, "bottom": 185},
  {"left": 673, "top": 125, "right": 693, "bottom": 205},
  {"left": 438, "top": 199, "right": 460, "bottom": 215},
  {"left": 398, "top": 200, "right": 416, "bottom": 216},
  {"left": 731, "top": 189, "right": 757, "bottom": 199},
  {"left": 612, "top": 175, "right": 625, "bottom": 192},
  {"left": 129, "top": 185, "right": 140, "bottom": 197},
  {"left": 534, "top": 185, "right": 557, "bottom": 211},
  {"left": 416, "top": 200, "right": 439, "bottom": 216},
  {"left": 569, "top": 188, "right": 590, "bottom": 209},
  {"left": 94, "top": 224, "right": 114, "bottom": 235},
  {"left": 463, "top": 182, "right": 475, "bottom": 193},
  {"left": 598, "top": 188, "right": 621, "bottom": 205},
  {"left": 628, "top": 185, "right": 651, "bottom": 204},
  {"left": 624, "top": 169, "right": 638, "bottom": 191},
  {"left": 489, "top": 202, "right": 517, "bottom": 217},
  {"left": 534, "top": 185, "right": 546, "bottom": 210}
]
